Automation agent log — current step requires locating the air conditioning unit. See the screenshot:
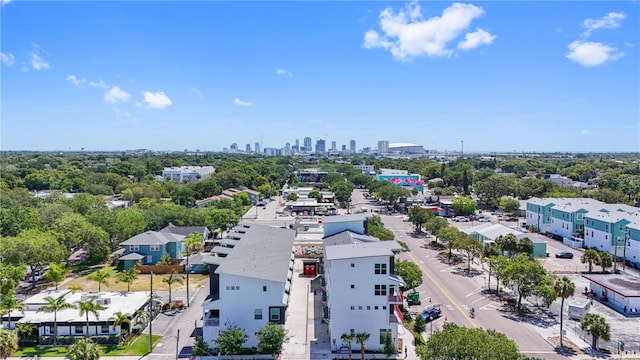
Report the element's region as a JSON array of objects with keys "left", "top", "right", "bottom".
[{"left": 97, "top": 298, "right": 111, "bottom": 306}]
